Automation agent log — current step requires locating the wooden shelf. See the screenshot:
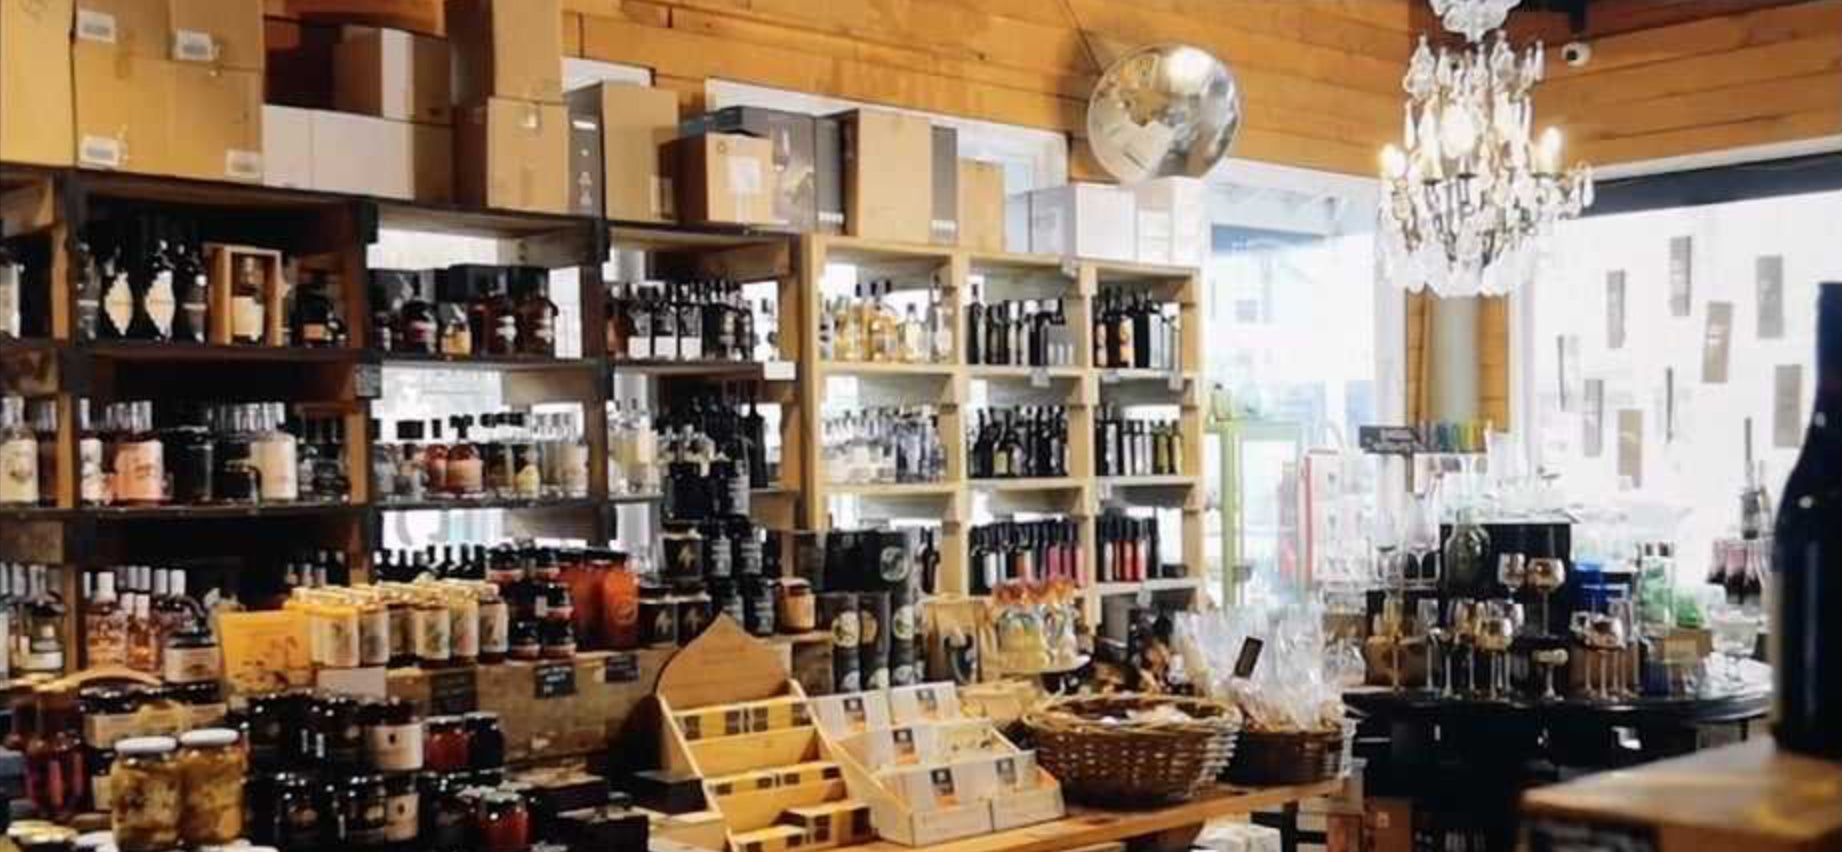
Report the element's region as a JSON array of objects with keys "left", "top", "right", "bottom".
[
  {"left": 84, "top": 500, "right": 365, "bottom": 521},
  {"left": 1095, "top": 577, "right": 1203, "bottom": 596},
  {"left": 375, "top": 496, "right": 600, "bottom": 513},
  {"left": 373, "top": 351, "right": 599, "bottom": 372},
  {"left": 823, "top": 481, "right": 959, "bottom": 498},
  {"left": 81, "top": 341, "right": 363, "bottom": 363},
  {"left": 819, "top": 360, "right": 957, "bottom": 377},
  {"left": 969, "top": 478, "right": 1085, "bottom": 493},
  {"left": 609, "top": 492, "right": 666, "bottom": 505},
  {"left": 967, "top": 364, "right": 1085, "bottom": 381},
  {"left": 1096, "top": 474, "right": 1198, "bottom": 488}
]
